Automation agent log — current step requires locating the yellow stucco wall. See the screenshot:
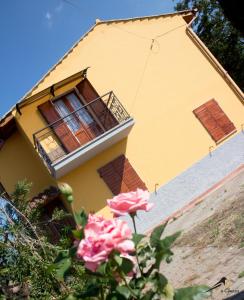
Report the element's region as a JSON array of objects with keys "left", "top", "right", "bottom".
[
  {"left": 2, "top": 14, "right": 243, "bottom": 215},
  {"left": 0, "top": 130, "right": 55, "bottom": 198},
  {"left": 60, "top": 139, "right": 128, "bottom": 214}
]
